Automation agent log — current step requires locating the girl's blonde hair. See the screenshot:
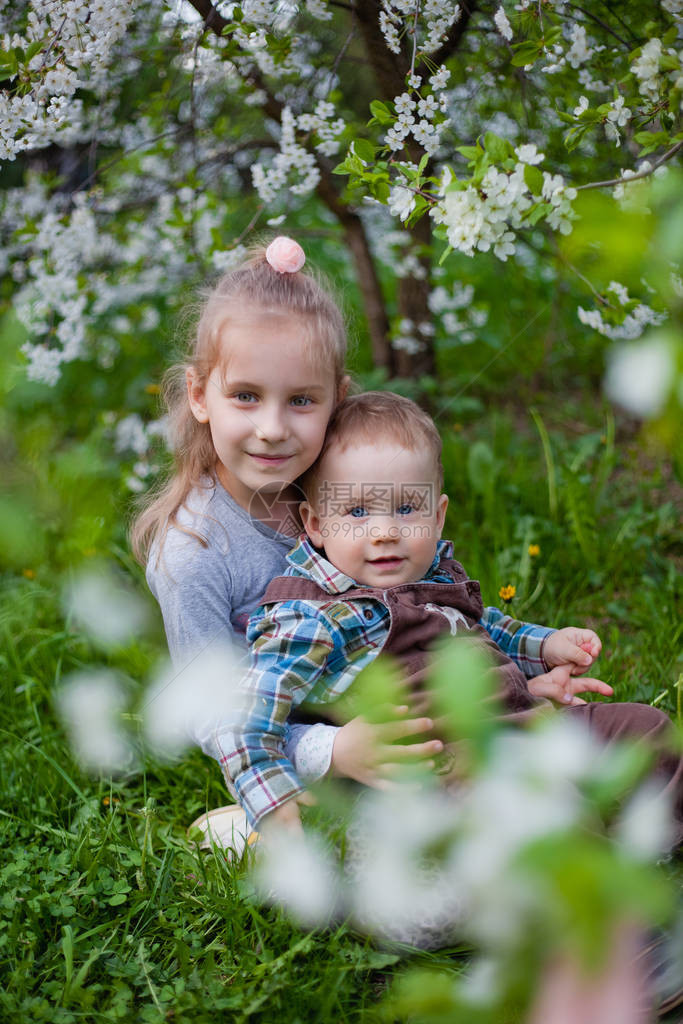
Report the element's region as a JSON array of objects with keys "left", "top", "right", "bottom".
[{"left": 130, "top": 243, "right": 348, "bottom": 565}]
